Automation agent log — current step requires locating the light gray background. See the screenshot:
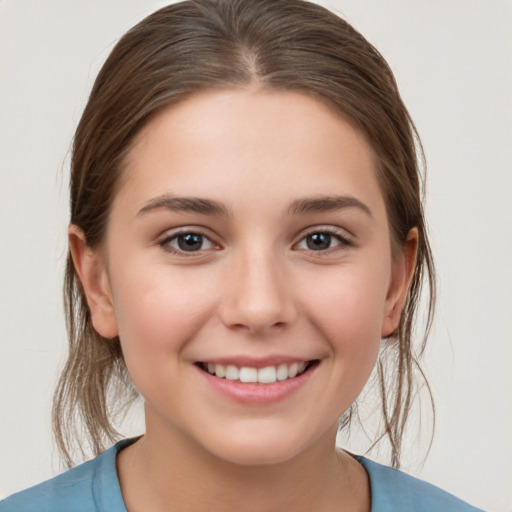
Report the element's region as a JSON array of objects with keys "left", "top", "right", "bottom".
[{"left": 1, "top": 1, "right": 511, "bottom": 510}]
